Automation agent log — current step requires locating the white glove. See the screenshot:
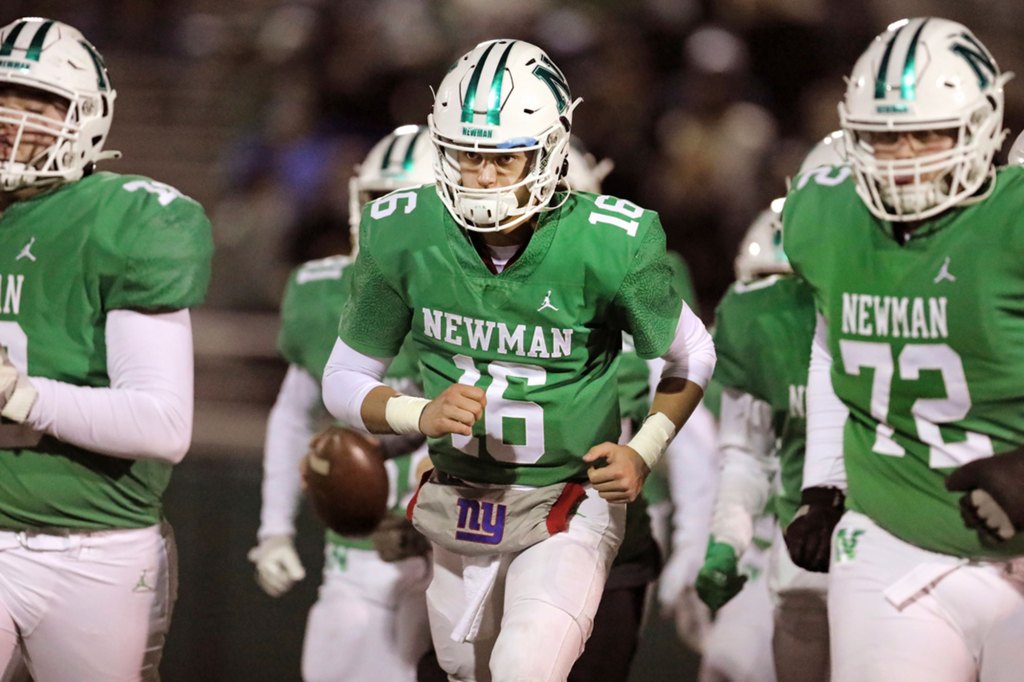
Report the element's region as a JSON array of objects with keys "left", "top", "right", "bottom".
[
  {"left": 248, "top": 534, "right": 305, "bottom": 597},
  {"left": 0, "top": 349, "right": 37, "bottom": 423},
  {"left": 656, "top": 546, "right": 703, "bottom": 615},
  {"left": 672, "top": 585, "right": 712, "bottom": 654}
]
